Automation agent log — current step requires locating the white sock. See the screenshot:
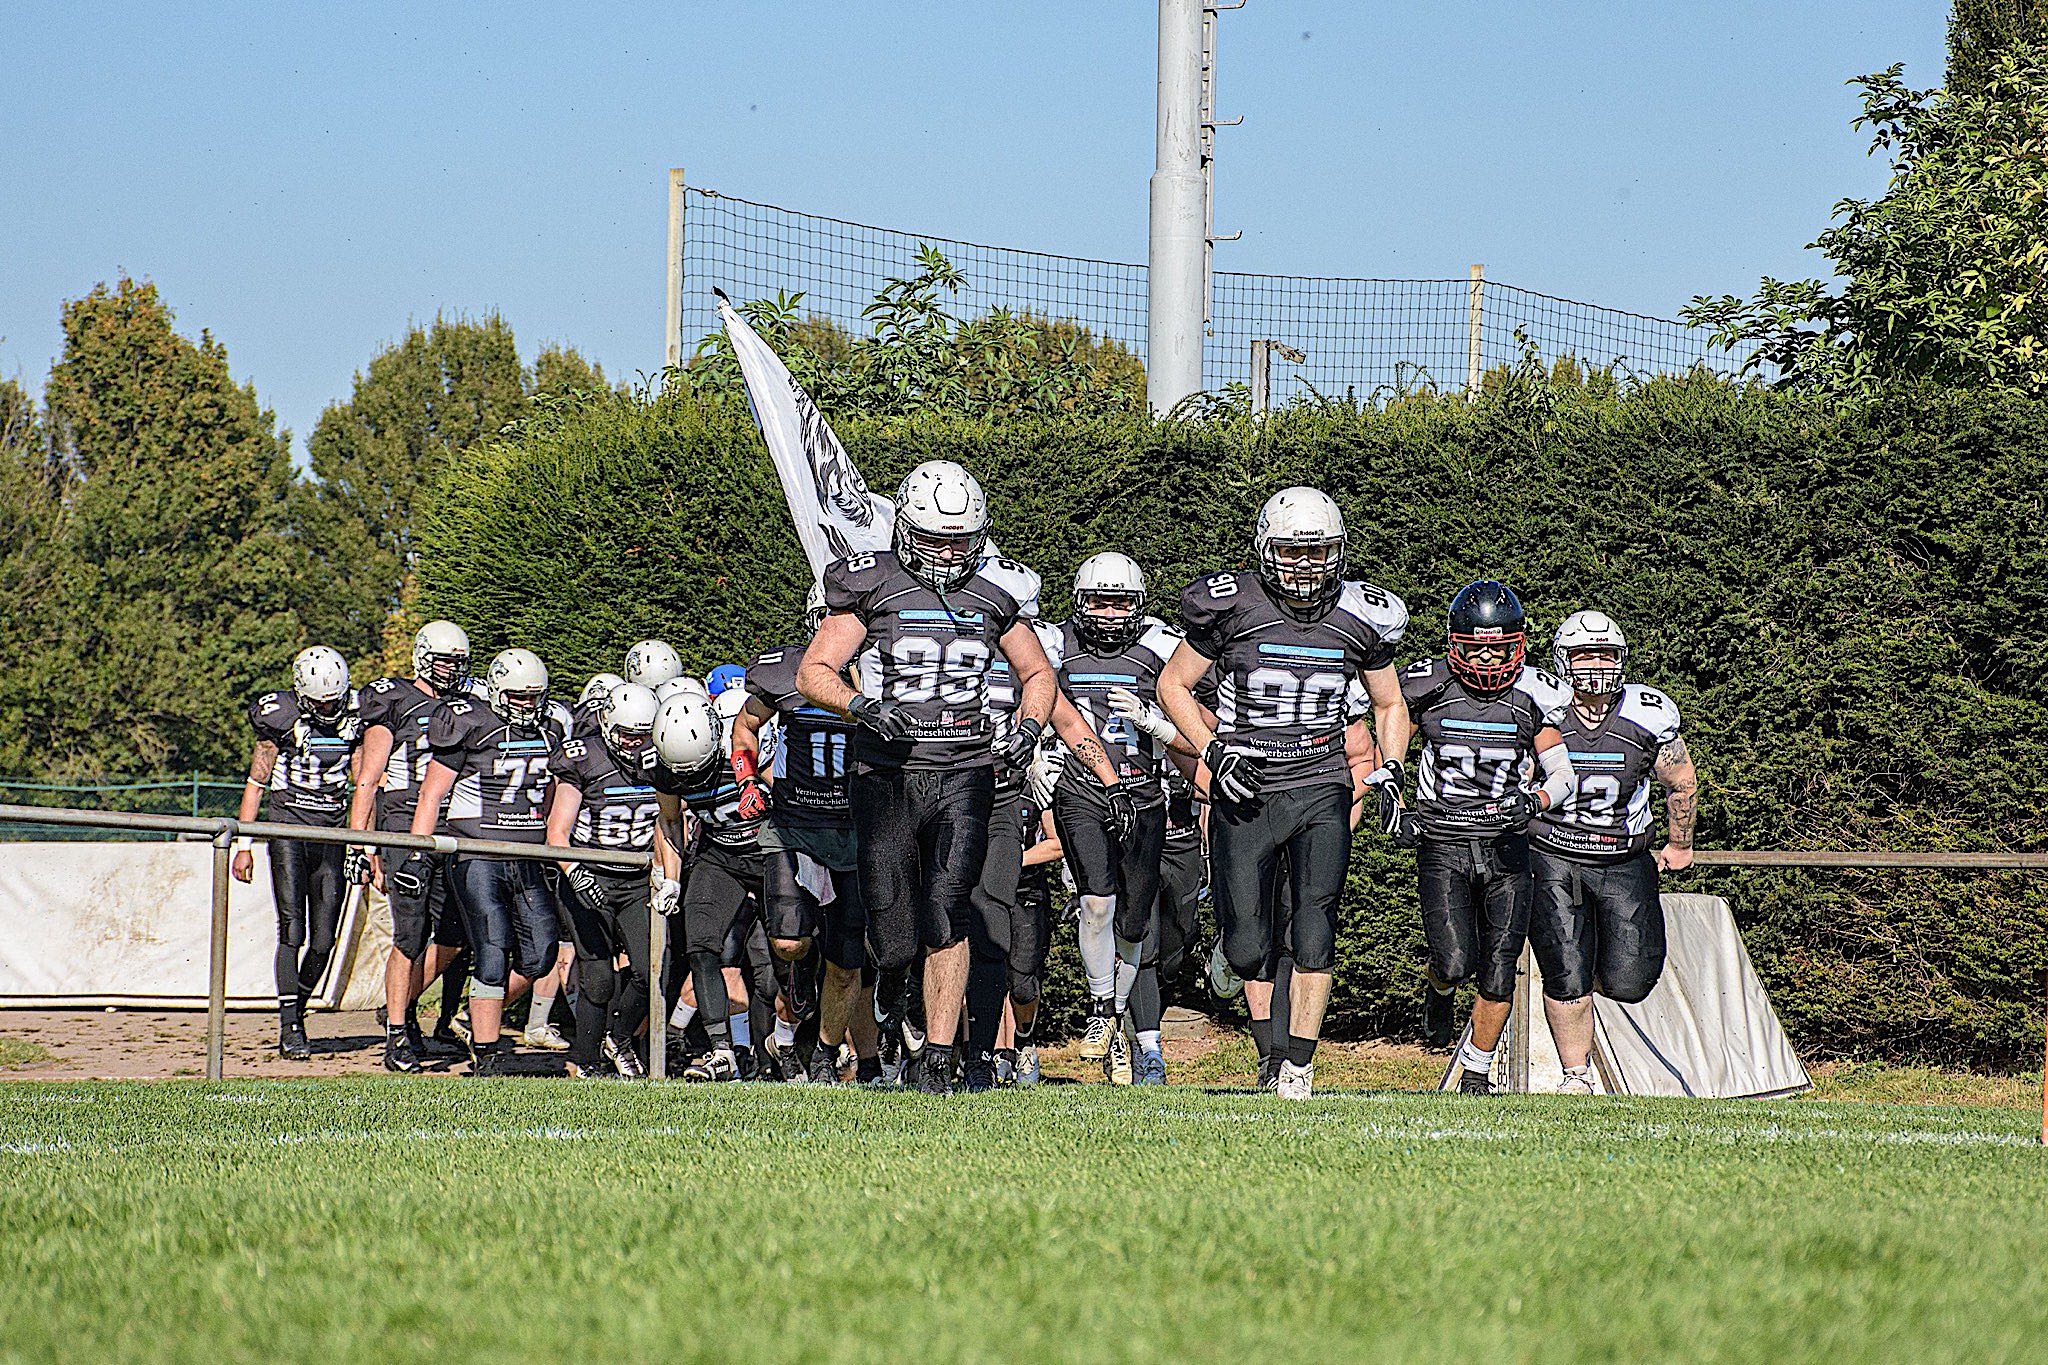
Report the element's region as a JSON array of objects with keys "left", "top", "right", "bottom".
[
  {"left": 1457, "top": 1039, "right": 1496, "bottom": 1074},
  {"left": 1077, "top": 894, "right": 1117, "bottom": 998},
  {"left": 670, "top": 1001, "right": 697, "bottom": 1031},
  {"left": 774, "top": 1017, "right": 796, "bottom": 1049},
  {"left": 1113, "top": 959, "right": 1137, "bottom": 1014},
  {"left": 730, "top": 1013, "right": 752, "bottom": 1050},
  {"left": 529, "top": 994, "right": 556, "bottom": 1029},
  {"left": 1137, "top": 1029, "right": 1161, "bottom": 1053}
]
